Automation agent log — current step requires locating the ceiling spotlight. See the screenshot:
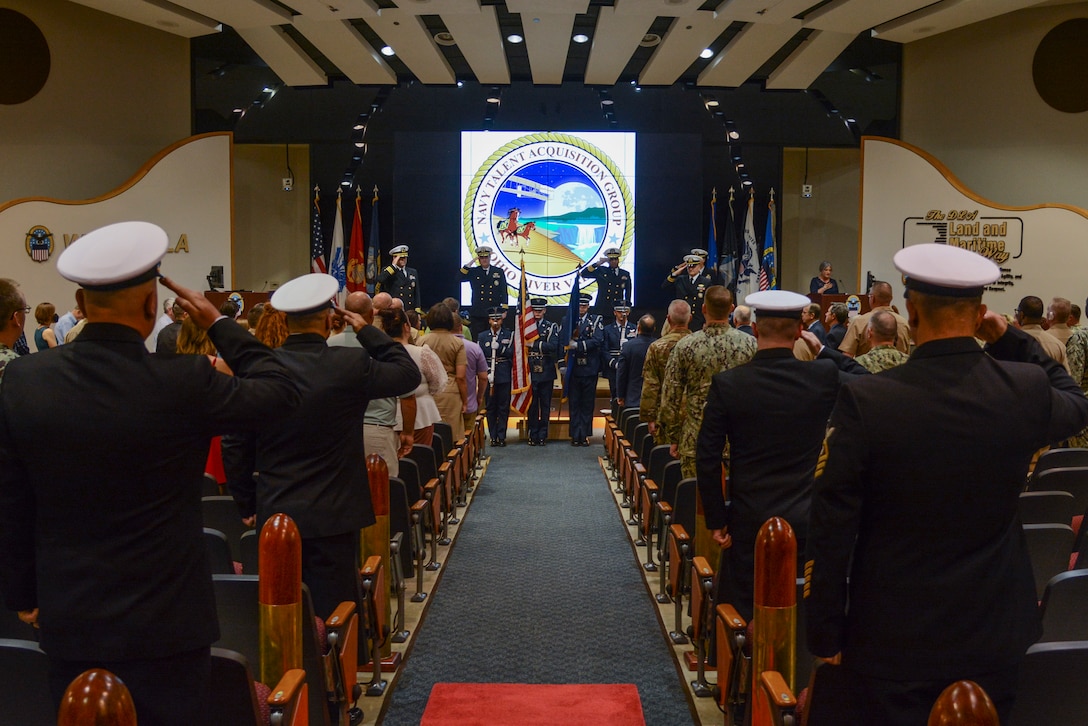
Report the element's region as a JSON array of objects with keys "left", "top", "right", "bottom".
[
  {"left": 381, "top": 46, "right": 395, "bottom": 57},
  {"left": 729, "top": 130, "right": 740, "bottom": 140},
  {"left": 741, "top": 180, "right": 753, "bottom": 187},
  {"left": 705, "top": 99, "right": 719, "bottom": 108},
  {"left": 354, "top": 141, "right": 365, "bottom": 148},
  {"left": 232, "top": 107, "right": 243, "bottom": 114},
  {"left": 700, "top": 48, "right": 714, "bottom": 59},
  {"left": 846, "top": 117, "right": 857, "bottom": 123},
  {"left": 634, "top": 86, "right": 642, "bottom": 92},
  {"left": 639, "top": 33, "right": 661, "bottom": 47},
  {"left": 262, "top": 86, "right": 275, "bottom": 93},
  {"left": 457, "top": 80, "right": 464, "bottom": 88},
  {"left": 486, "top": 95, "right": 501, "bottom": 104},
  {"left": 572, "top": 33, "right": 589, "bottom": 43},
  {"left": 434, "top": 31, "right": 456, "bottom": 46},
  {"left": 506, "top": 34, "right": 523, "bottom": 44},
  {"left": 353, "top": 122, "right": 365, "bottom": 131}
]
